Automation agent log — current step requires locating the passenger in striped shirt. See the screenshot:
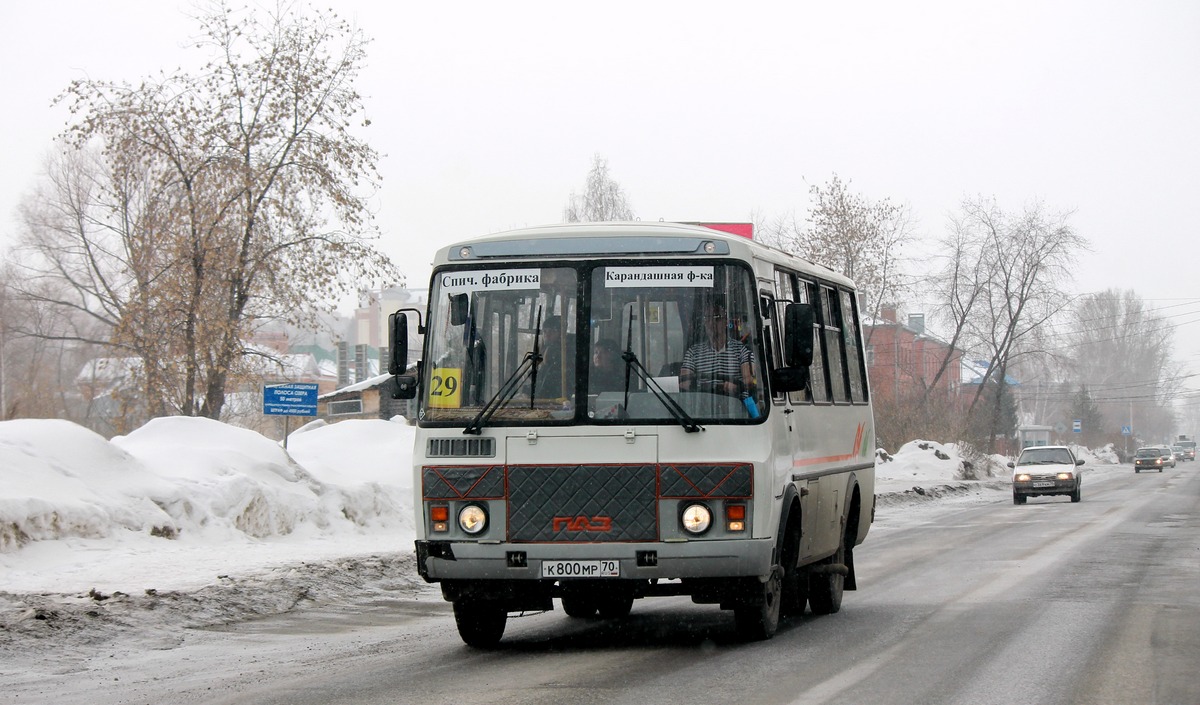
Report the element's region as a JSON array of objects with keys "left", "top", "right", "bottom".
[{"left": 679, "top": 303, "right": 755, "bottom": 398}]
